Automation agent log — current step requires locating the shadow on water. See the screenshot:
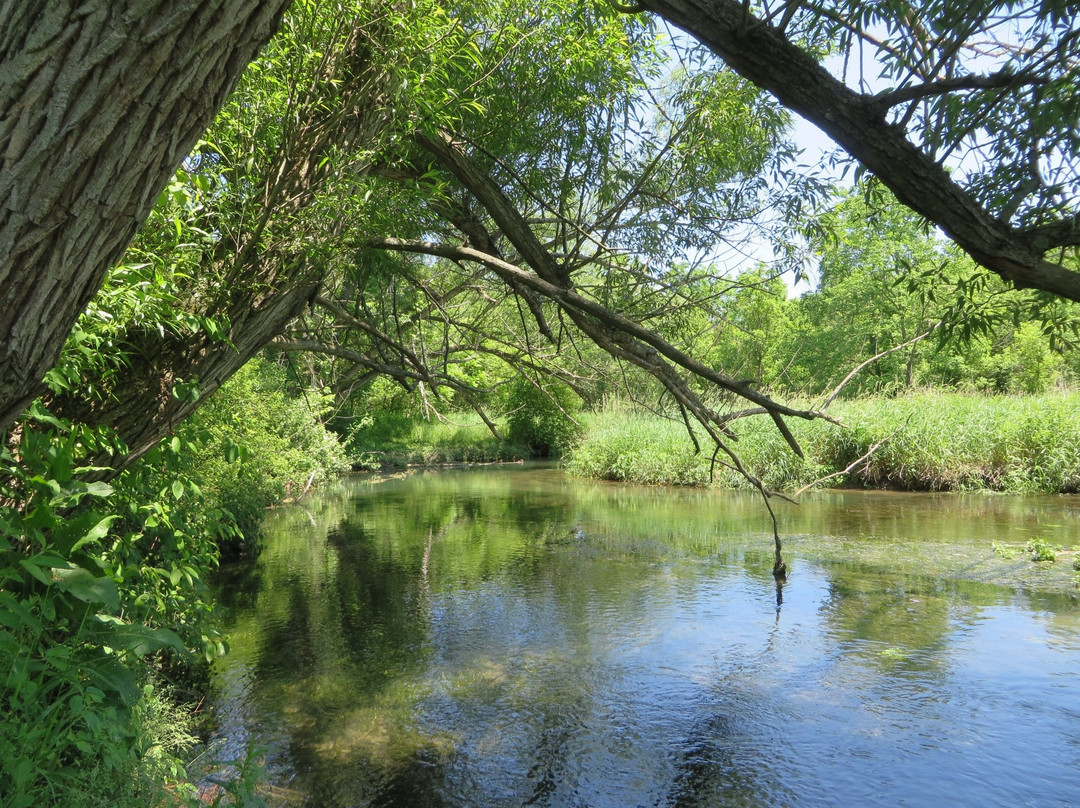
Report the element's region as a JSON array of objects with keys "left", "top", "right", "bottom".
[{"left": 203, "top": 466, "right": 1080, "bottom": 808}]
